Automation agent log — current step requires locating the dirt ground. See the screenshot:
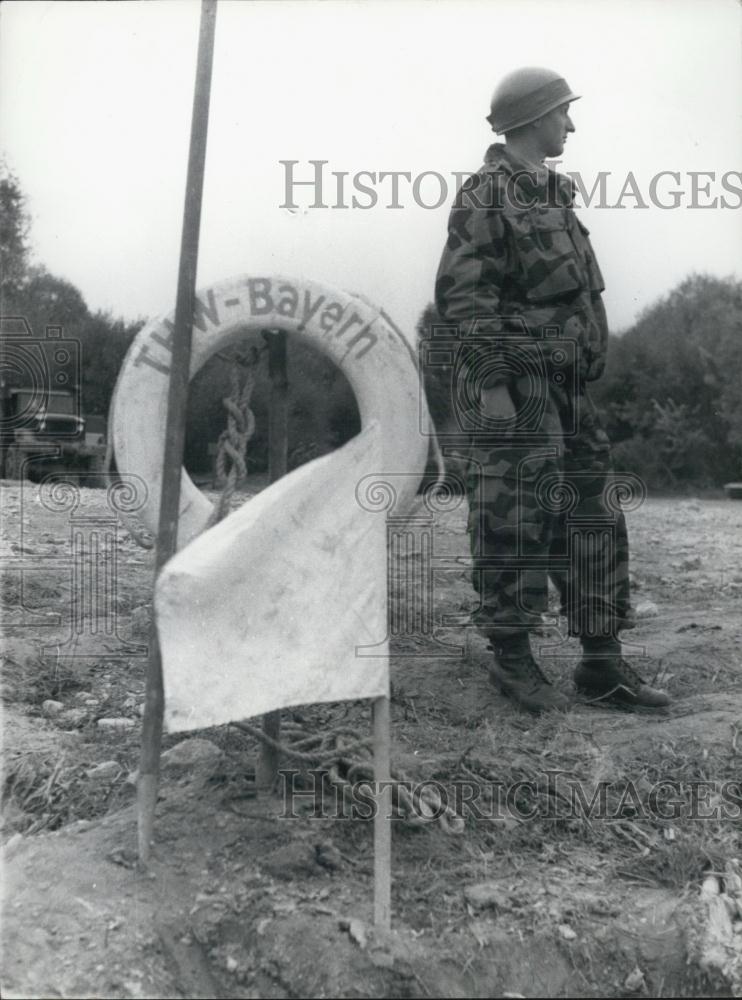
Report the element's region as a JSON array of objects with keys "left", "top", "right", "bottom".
[{"left": 2, "top": 478, "right": 742, "bottom": 998}]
